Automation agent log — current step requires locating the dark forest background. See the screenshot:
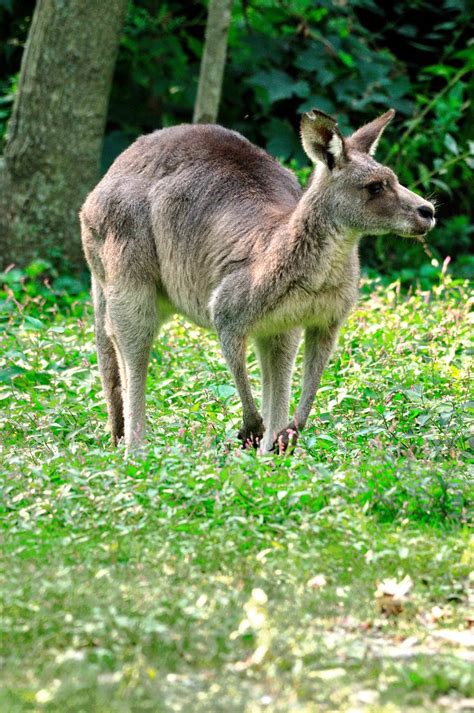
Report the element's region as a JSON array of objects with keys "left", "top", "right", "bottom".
[{"left": 0, "top": 0, "right": 472, "bottom": 279}]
